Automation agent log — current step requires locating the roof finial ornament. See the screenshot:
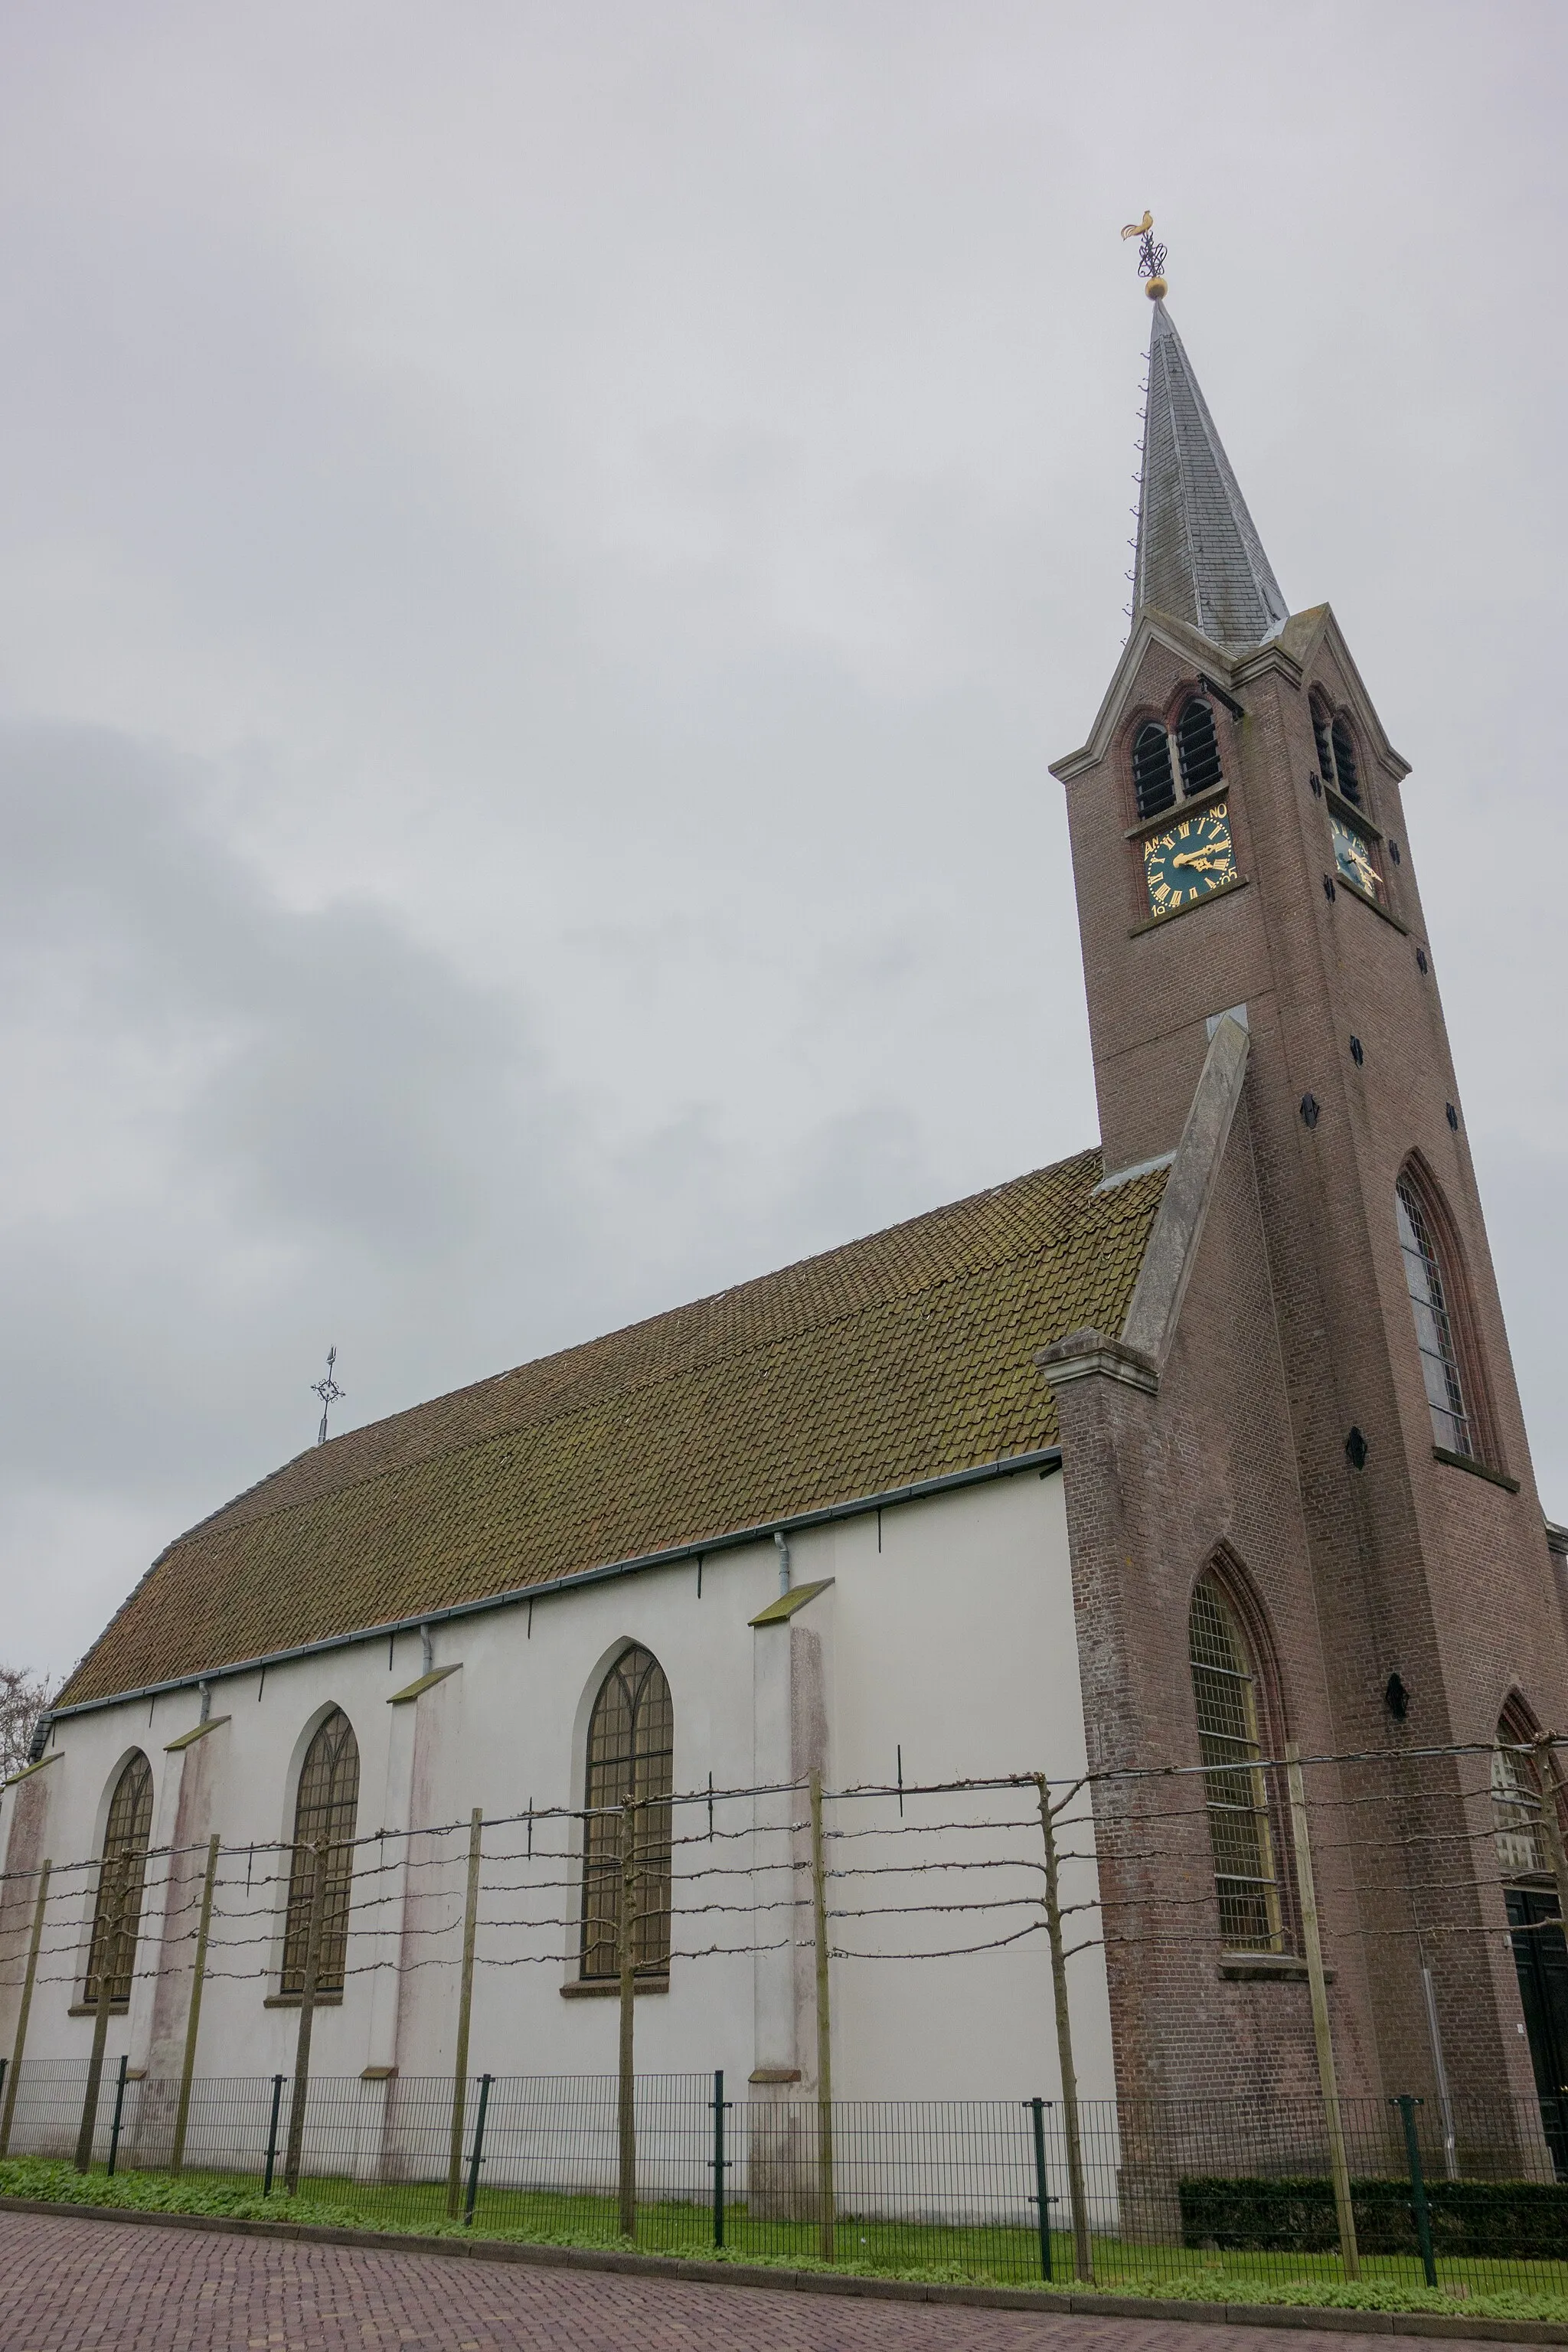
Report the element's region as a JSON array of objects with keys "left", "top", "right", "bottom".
[
  {"left": 1120, "top": 209, "right": 1168, "bottom": 300},
  {"left": 311, "top": 1344, "right": 345, "bottom": 1446}
]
